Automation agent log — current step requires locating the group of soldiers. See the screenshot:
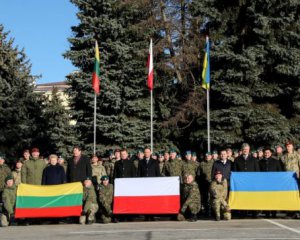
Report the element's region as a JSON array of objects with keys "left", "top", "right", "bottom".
[{"left": 0, "top": 140, "right": 300, "bottom": 226}]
